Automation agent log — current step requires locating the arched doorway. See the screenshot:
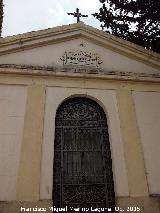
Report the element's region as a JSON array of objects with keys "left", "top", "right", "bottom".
[{"left": 52, "top": 97, "right": 115, "bottom": 210}]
